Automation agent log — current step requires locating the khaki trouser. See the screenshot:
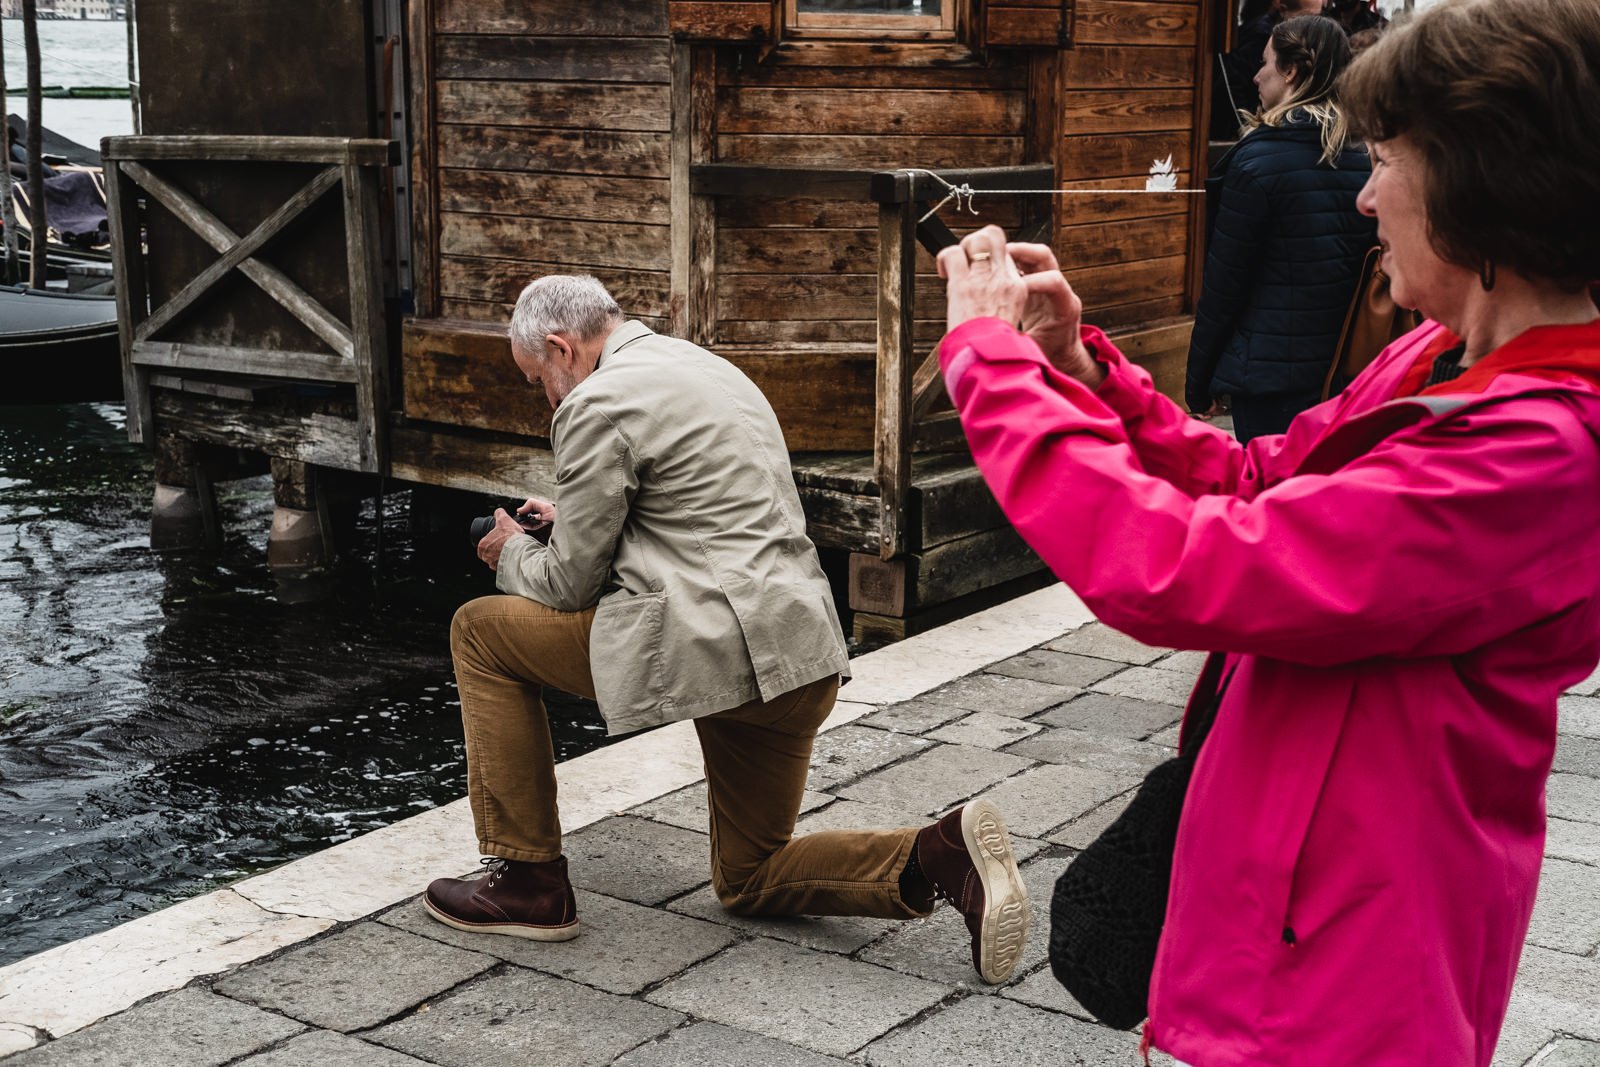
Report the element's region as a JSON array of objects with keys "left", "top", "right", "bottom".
[{"left": 450, "top": 595, "right": 929, "bottom": 919}]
